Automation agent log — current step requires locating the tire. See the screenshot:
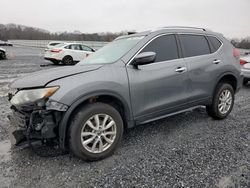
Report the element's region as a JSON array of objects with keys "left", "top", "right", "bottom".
[
  {"left": 62, "top": 56, "right": 74, "bottom": 65},
  {"left": 69, "top": 102, "right": 124, "bottom": 161},
  {"left": 206, "top": 83, "right": 234, "bottom": 120},
  {"left": 243, "top": 79, "right": 249, "bottom": 86},
  {"left": 0, "top": 51, "right": 6, "bottom": 60}
]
